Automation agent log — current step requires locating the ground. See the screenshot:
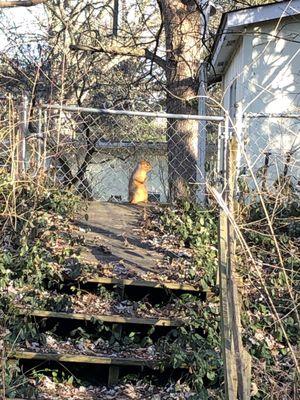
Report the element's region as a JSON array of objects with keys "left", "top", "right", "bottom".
[{"left": 8, "top": 200, "right": 207, "bottom": 399}]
